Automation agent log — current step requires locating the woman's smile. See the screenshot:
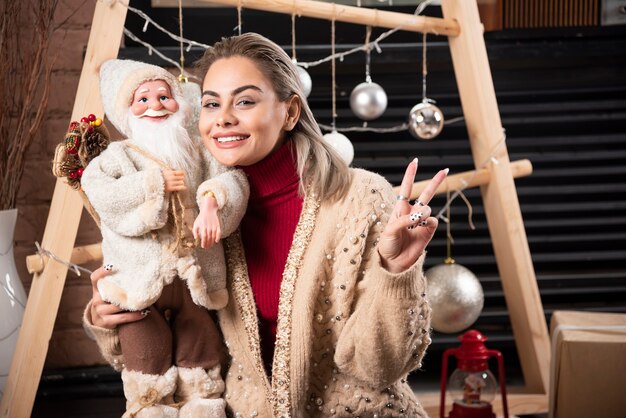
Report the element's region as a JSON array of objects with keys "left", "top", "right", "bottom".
[{"left": 199, "top": 56, "right": 291, "bottom": 167}]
